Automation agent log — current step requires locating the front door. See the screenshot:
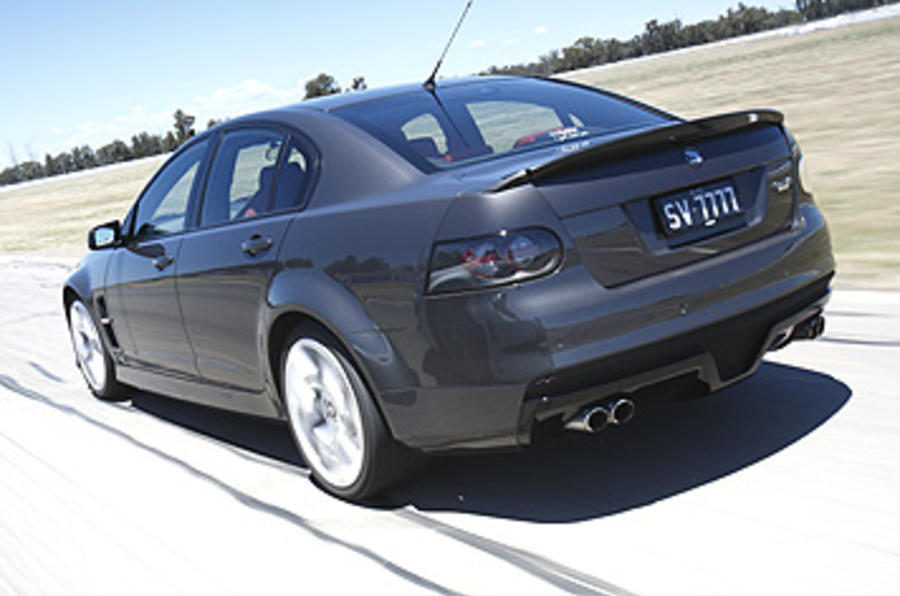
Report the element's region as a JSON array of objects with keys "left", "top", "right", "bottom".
[{"left": 105, "top": 140, "right": 210, "bottom": 376}]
